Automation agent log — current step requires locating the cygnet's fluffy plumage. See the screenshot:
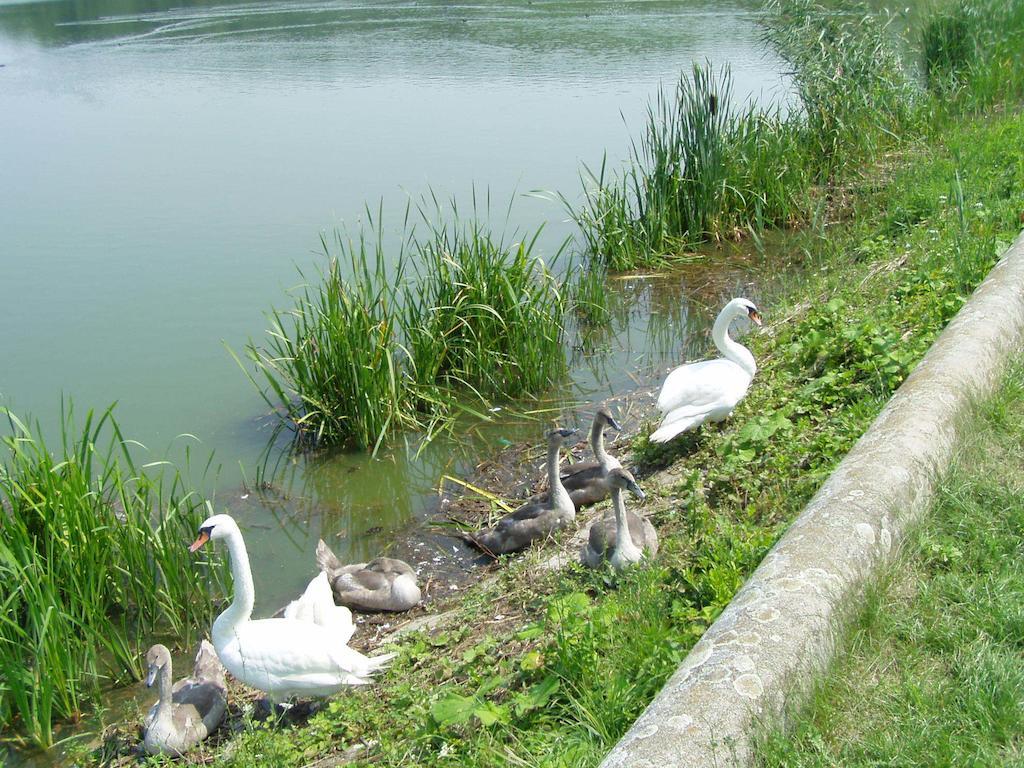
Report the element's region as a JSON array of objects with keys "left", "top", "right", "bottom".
[
  {"left": 580, "top": 468, "right": 658, "bottom": 571},
  {"left": 462, "top": 428, "right": 578, "bottom": 556},
  {"left": 559, "top": 405, "right": 623, "bottom": 509},
  {"left": 142, "top": 640, "right": 227, "bottom": 756},
  {"left": 316, "top": 541, "right": 421, "bottom": 612}
]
